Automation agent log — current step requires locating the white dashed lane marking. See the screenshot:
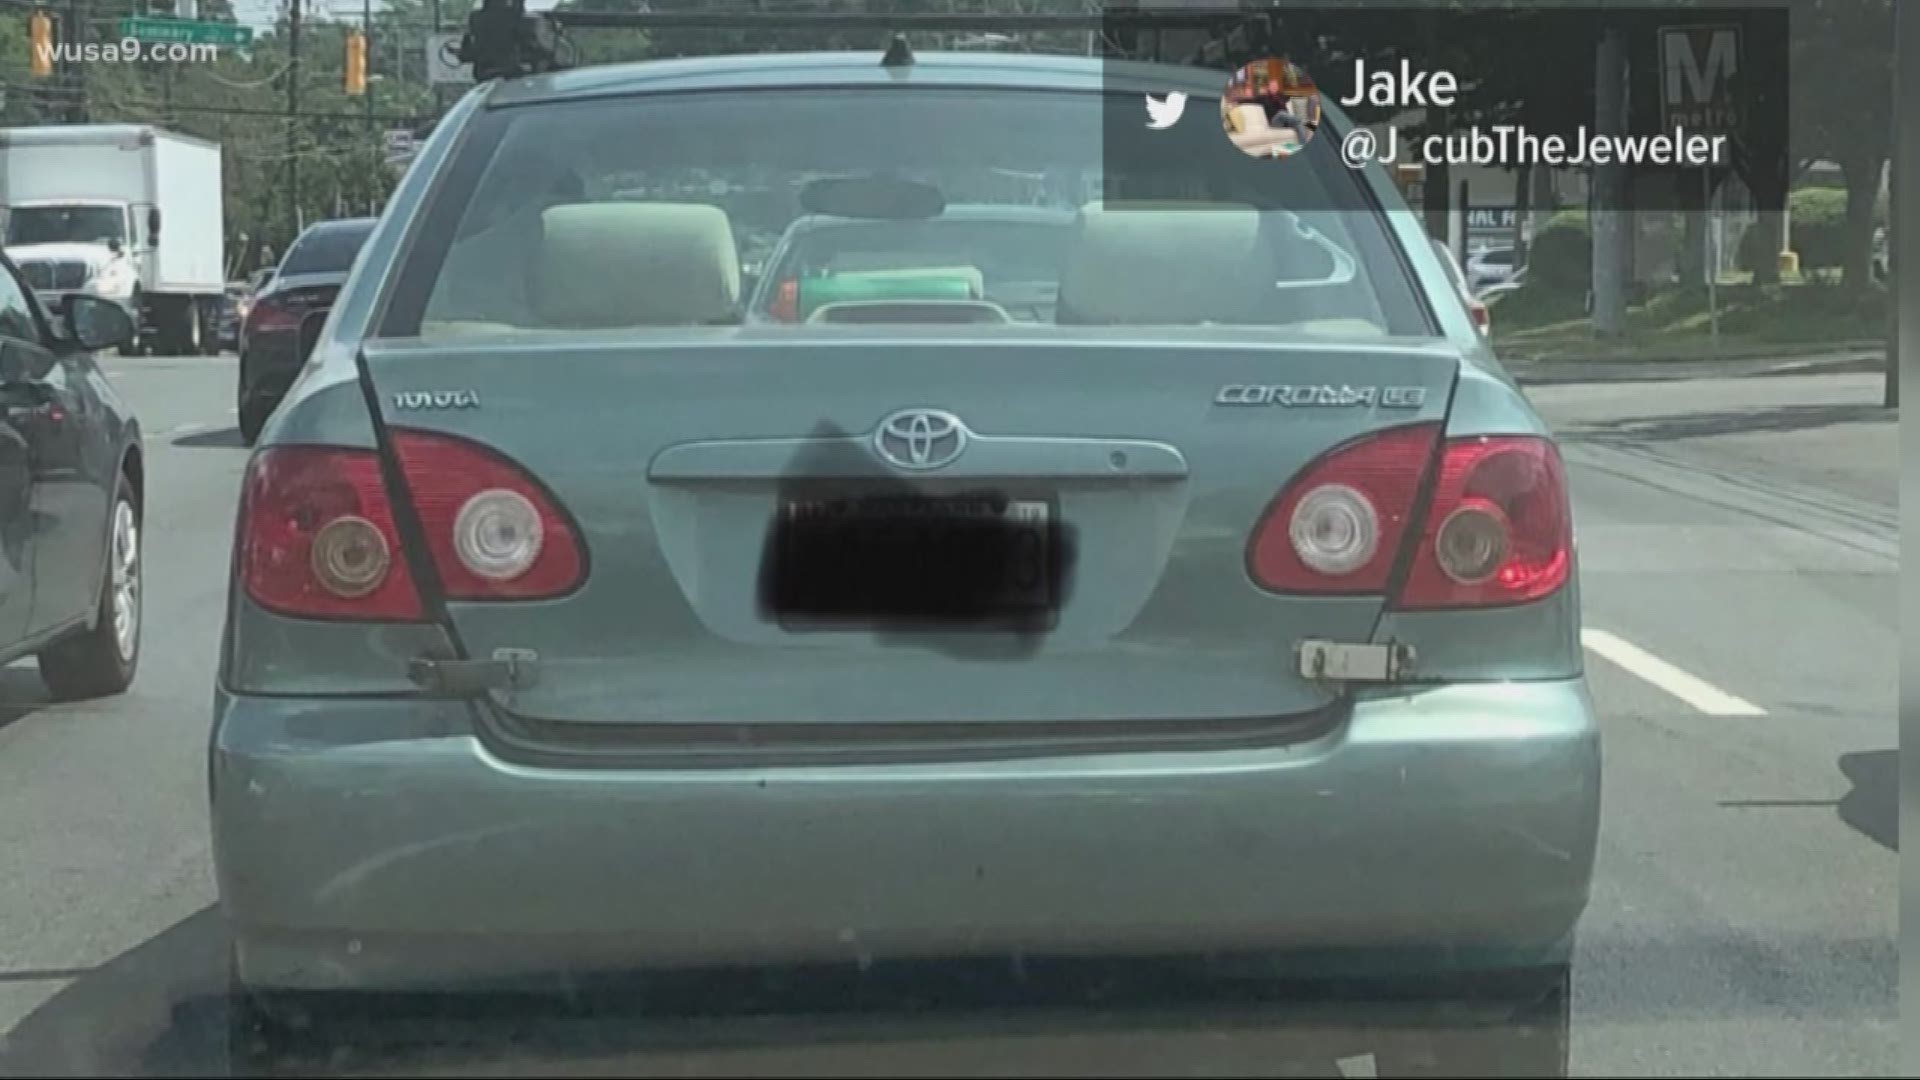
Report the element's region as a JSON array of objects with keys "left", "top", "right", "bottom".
[{"left": 1582, "top": 627, "right": 1766, "bottom": 717}]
